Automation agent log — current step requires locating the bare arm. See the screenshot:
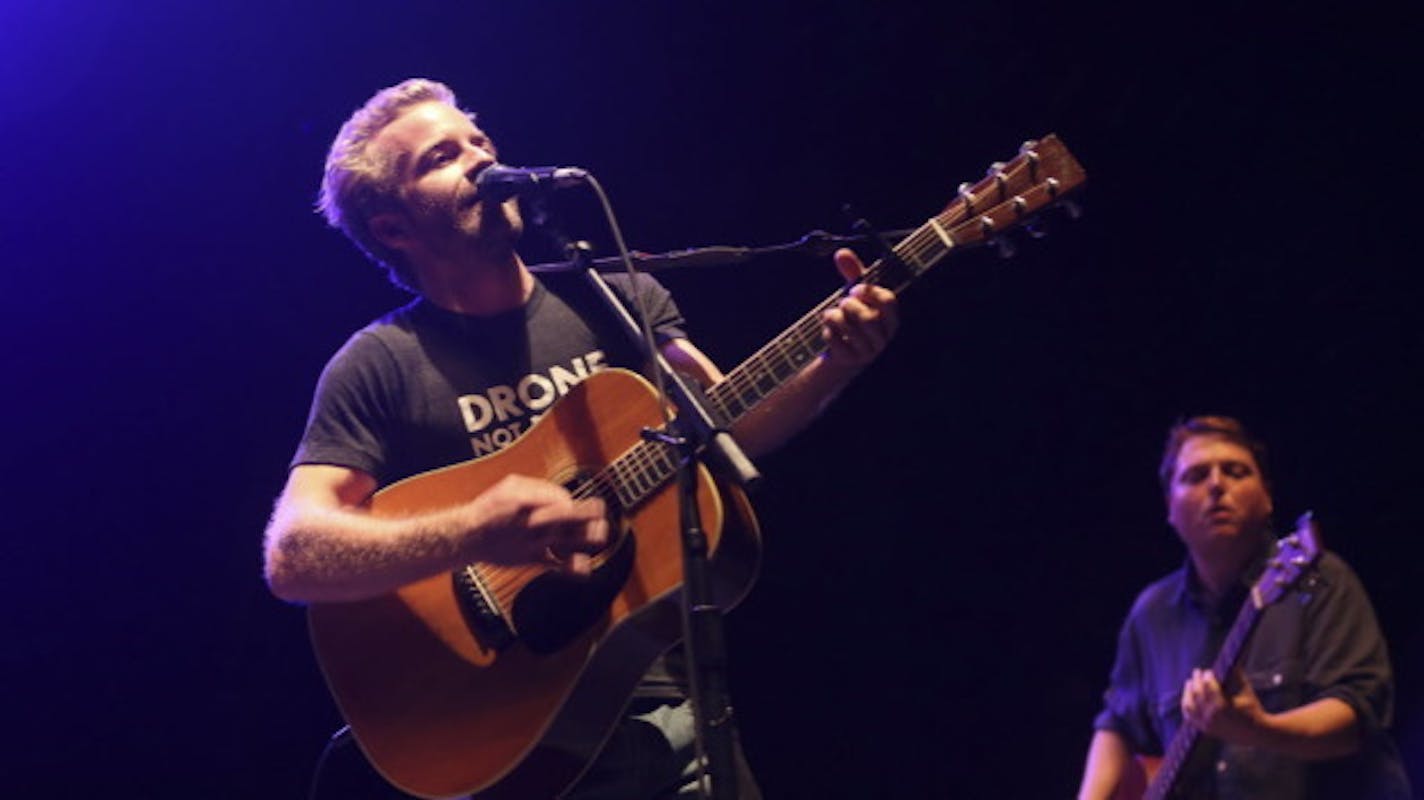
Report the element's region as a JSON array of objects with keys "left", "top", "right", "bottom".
[
  {"left": 660, "top": 248, "right": 898, "bottom": 457},
  {"left": 1077, "top": 729, "right": 1143, "bottom": 800},
  {"left": 1182, "top": 668, "right": 1361, "bottom": 760},
  {"left": 263, "top": 464, "right": 608, "bottom": 604}
]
